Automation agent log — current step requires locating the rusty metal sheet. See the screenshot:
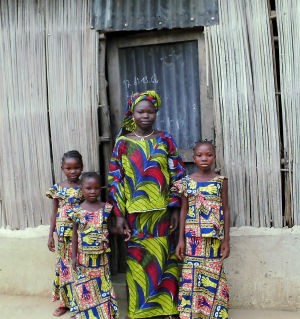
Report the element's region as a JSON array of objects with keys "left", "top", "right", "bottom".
[{"left": 91, "top": 0, "right": 219, "bottom": 31}]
